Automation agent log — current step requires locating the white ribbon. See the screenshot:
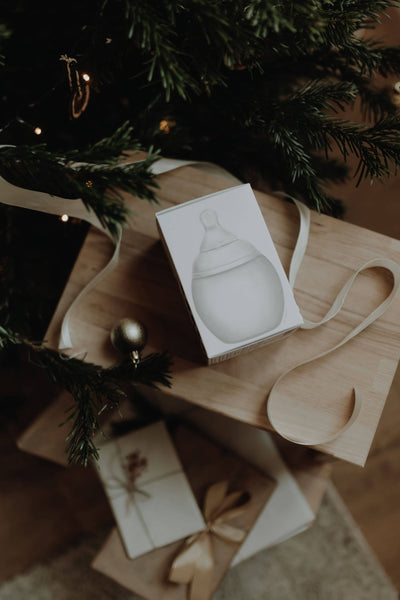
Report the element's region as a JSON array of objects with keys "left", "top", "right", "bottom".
[
  {"left": 59, "top": 226, "right": 121, "bottom": 349},
  {"left": 266, "top": 190, "right": 400, "bottom": 445},
  {"left": 268, "top": 255, "right": 400, "bottom": 445},
  {"left": 0, "top": 145, "right": 123, "bottom": 349},
  {"left": 1, "top": 152, "right": 399, "bottom": 447}
]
